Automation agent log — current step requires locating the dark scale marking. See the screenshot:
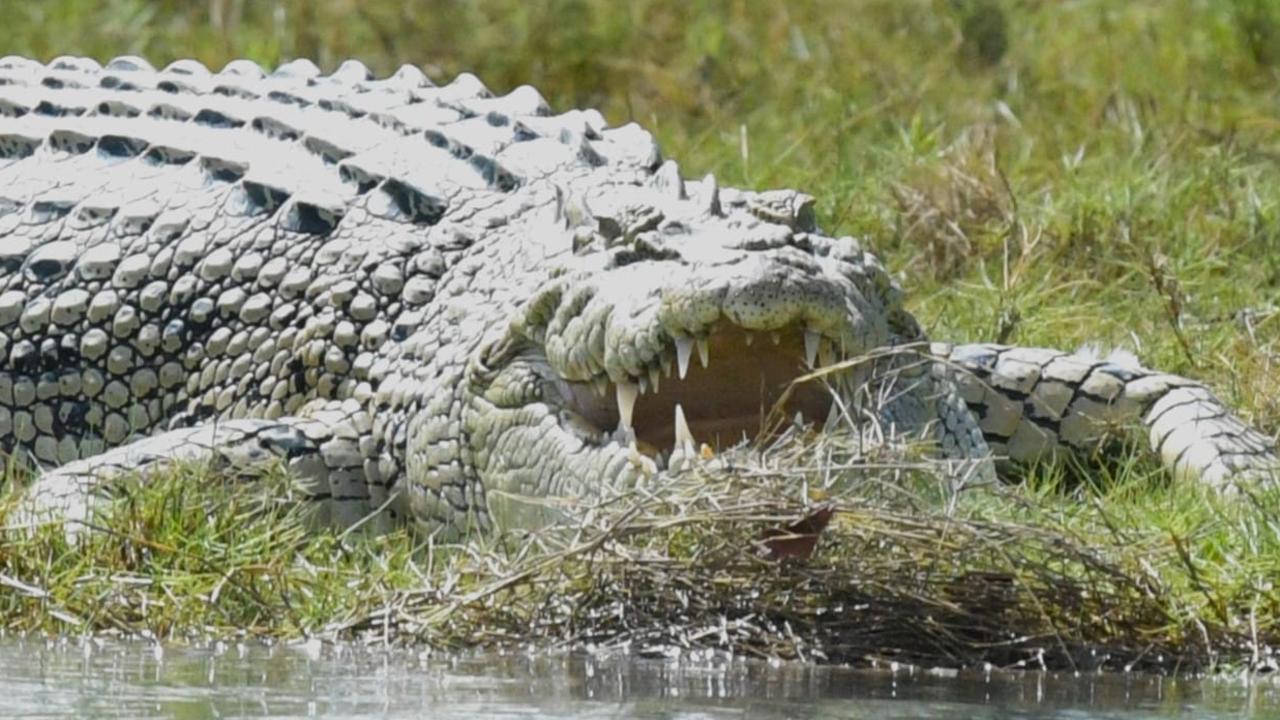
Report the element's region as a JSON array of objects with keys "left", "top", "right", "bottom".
[
  {"left": 29, "top": 199, "right": 75, "bottom": 223},
  {"left": 1058, "top": 361, "right": 1108, "bottom": 417},
  {"left": 0, "top": 134, "right": 40, "bottom": 159},
  {"left": 144, "top": 145, "right": 195, "bottom": 165},
  {"left": 57, "top": 400, "right": 90, "bottom": 436},
  {"left": 147, "top": 103, "right": 192, "bottom": 121},
  {"left": 380, "top": 178, "right": 447, "bottom": 225},
  {"left": 193, "top": 108, "right": 246, "bottom": 128},
  {"left": 303, "top": 136, "right": 355, "bottom": 165},
  {"left": 96, "top": 100, "right": 141, "bottom": 118},
  {"left": 38, "top": 338, "right": 60, "bottom": 368},
  {"left": 337, "top": 162, "right": 382, "bottom": 194},
  {"left": 10, "top": 341, "right": 37, "bottom": 375},
  {"left": 0, "top": 100, "right": 30, "bottom": 118},
  {"left": 58, "top": 334, "right": 79, "bottom": 364},
  {"left": 251, "top": 116, "right": 301, "bottom": 141},
  {"left": 156, "top": 80, "right": 191, "bottom": 94},
  {"left": 286, "top": 201, "right": 343, "bottom": 235},
  {"left": 33, "top": 100, "right": 86, "bottom": 117},
  {"left": 47, "top": 129, "right": 96, "bottom": 154},
  {"left": 1168, "top": 441, "right": 1195, "bottom": 473},
  {"left": 241, "top": 180, "right": 291, "bottom": 213},
  {"left": 267, "top": 90, "right": 309, "bottom": 107},
  {"left": 213, "top": 84, "right": 260, "bottom": 100},
  {"left": 1022, "top": 407, "right": 1062, "bottom": 433},
  {"left": 471, "top": 155, "right": 522, "bottom": 191},
  {"left": 1095, "top": 364, "right": 1143, "bottom": 384},
  {"left": 200, "top": 157, "right": 248, "bottom": 183},
  {"left": 97, "top": 134, "right": 148, "bottom": 158}
]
